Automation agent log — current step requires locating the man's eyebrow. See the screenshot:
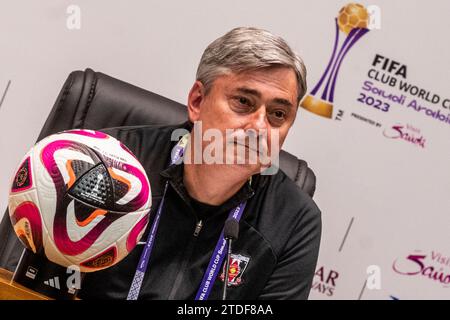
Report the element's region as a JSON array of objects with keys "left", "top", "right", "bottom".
[
  {"left": 235, "top": 87, "right": 261, "bottom": 98},
  {"left": 272, "top": 98, "right": 294, "bottom": 109},
  {"left": 235, "top": 87, "right": 294, "bottom": 108}
]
